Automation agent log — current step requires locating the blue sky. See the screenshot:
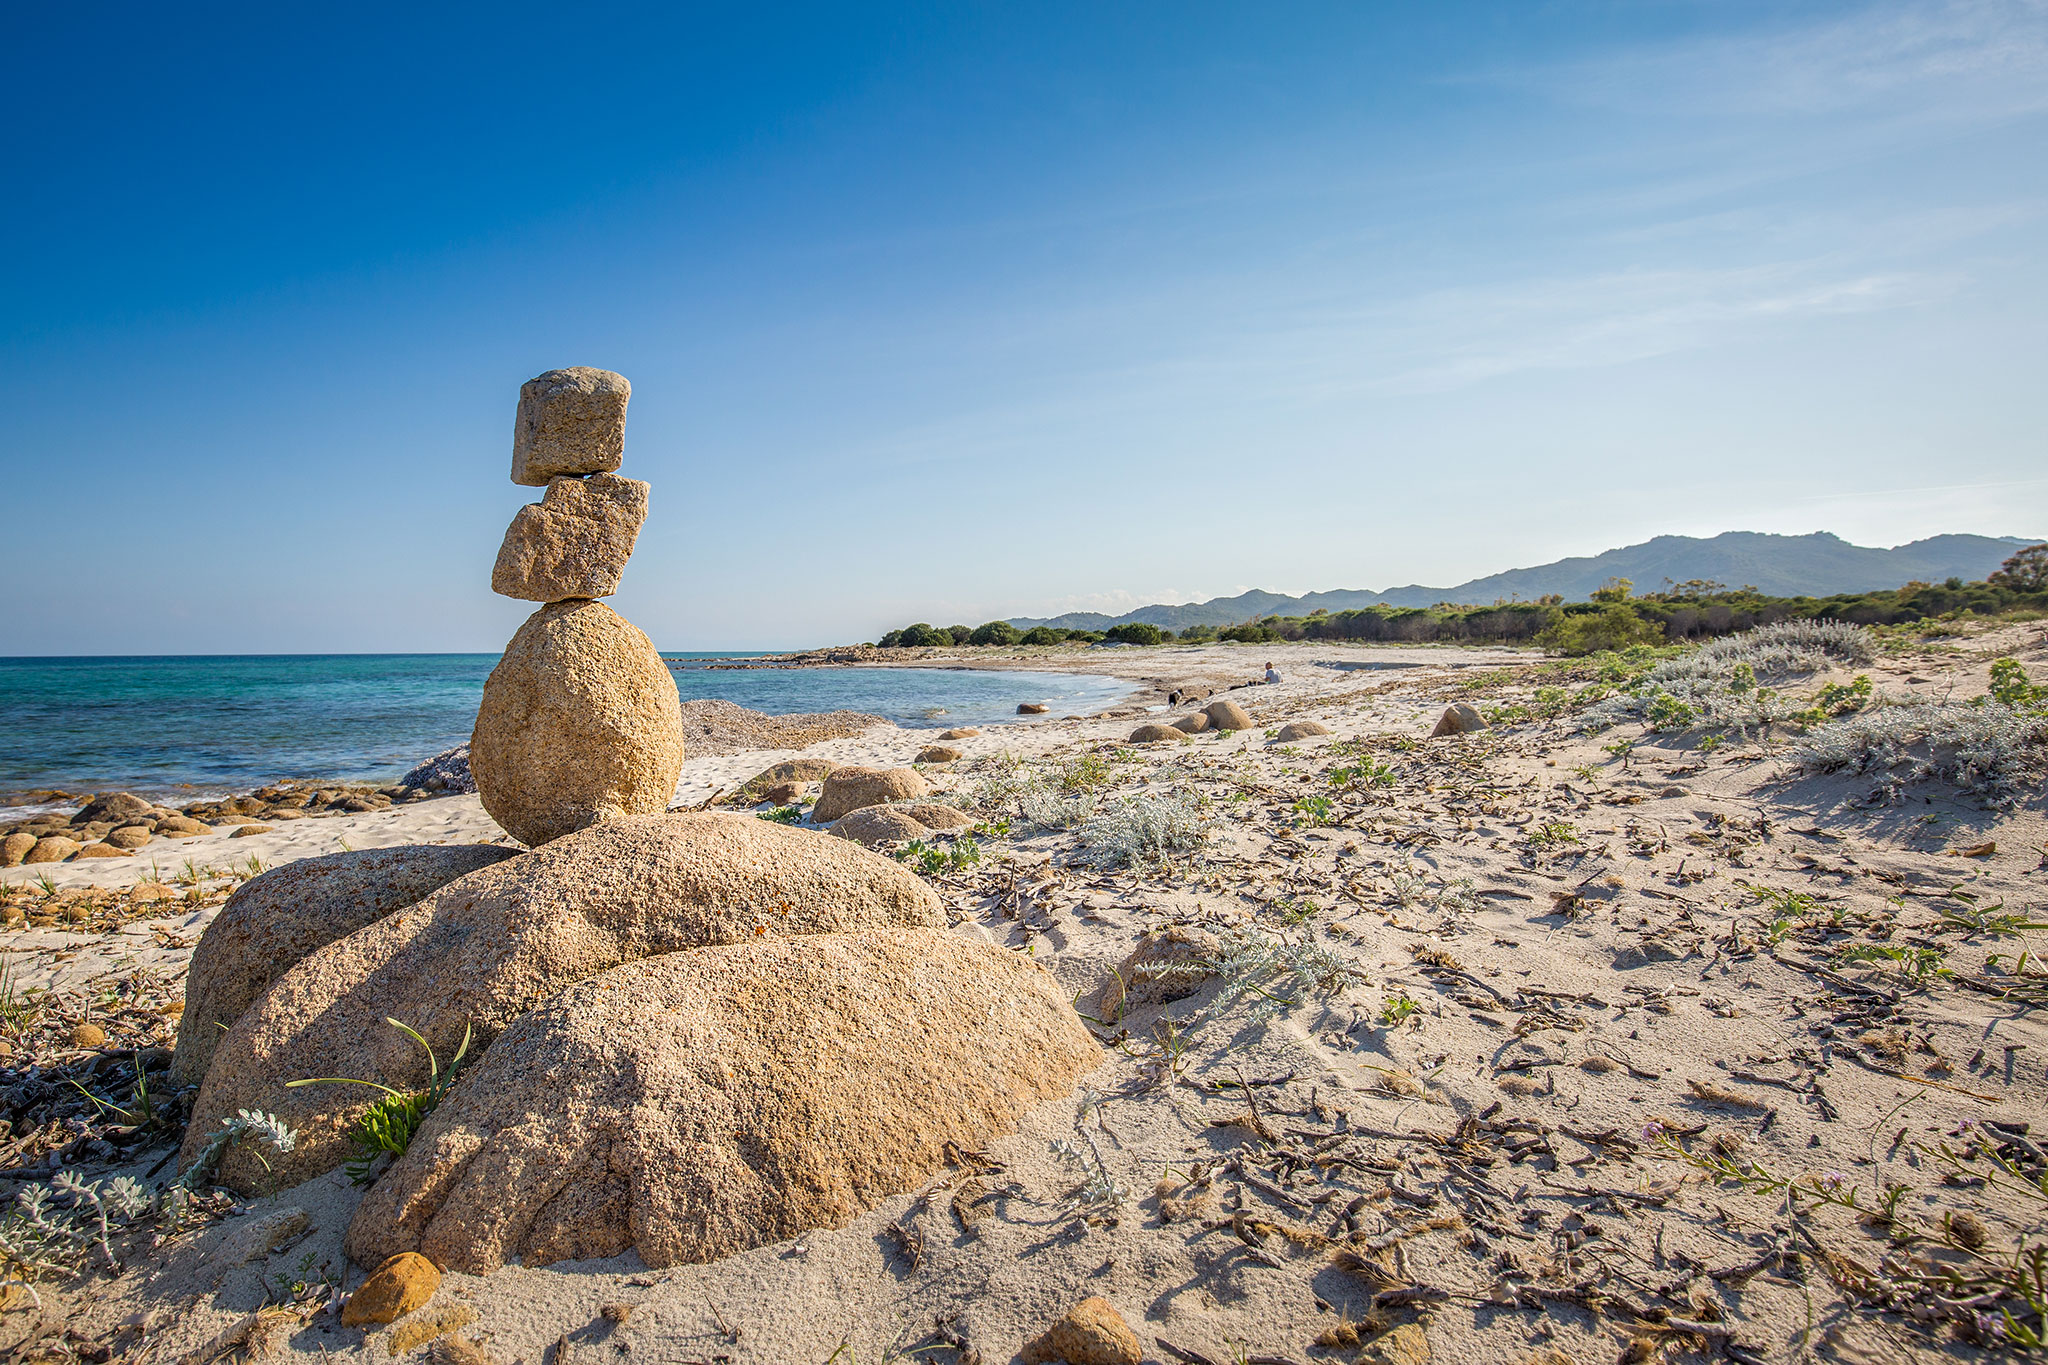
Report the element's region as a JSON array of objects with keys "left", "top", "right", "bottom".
[{"left": 5, "top": 1, "right": 2044, "bottom": 653}]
